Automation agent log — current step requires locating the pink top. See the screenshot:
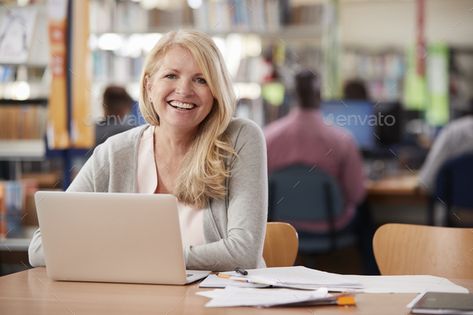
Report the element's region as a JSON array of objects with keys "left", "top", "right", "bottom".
[
  {"left": 137, "top": 126, "right": 205, "bottom": 247},
  {"left": 264, "top": 108, "right": 366, "bottom": 231}
]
